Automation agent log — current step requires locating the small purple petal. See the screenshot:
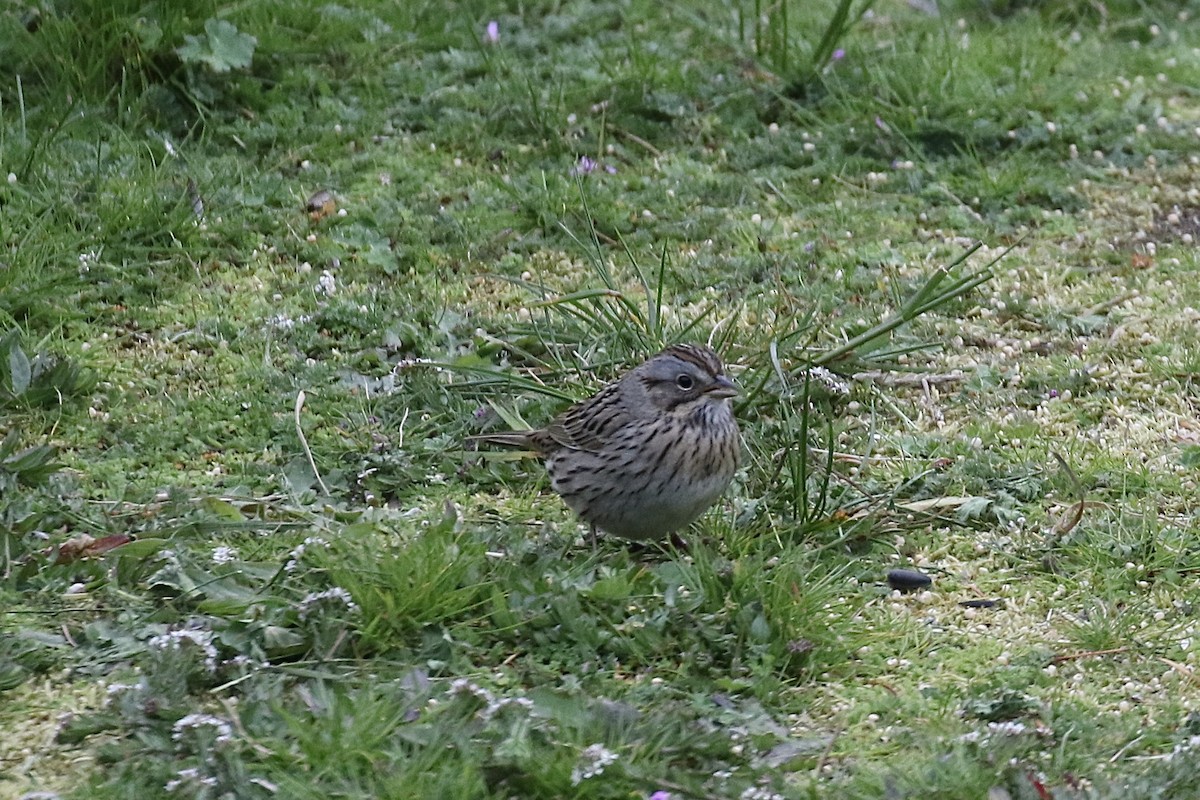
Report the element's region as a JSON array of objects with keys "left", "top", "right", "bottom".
[
  {"left": 604, "top": 164, "right": 617, "bottom": 174},
  {"left": 486, "top": 20, "right": 499, "bottom": 43},
  {"left": 649, "top": 793, "right": 673, "bottom": 800},
  {"left": 875, "top": 116, "right": 887, "bottom": 130},
  {"left": 570, "top": 155, "right": 598, "bottom": 176},
  {"left": 832, "top": 48, "right": 846, "bottom": 60}
]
